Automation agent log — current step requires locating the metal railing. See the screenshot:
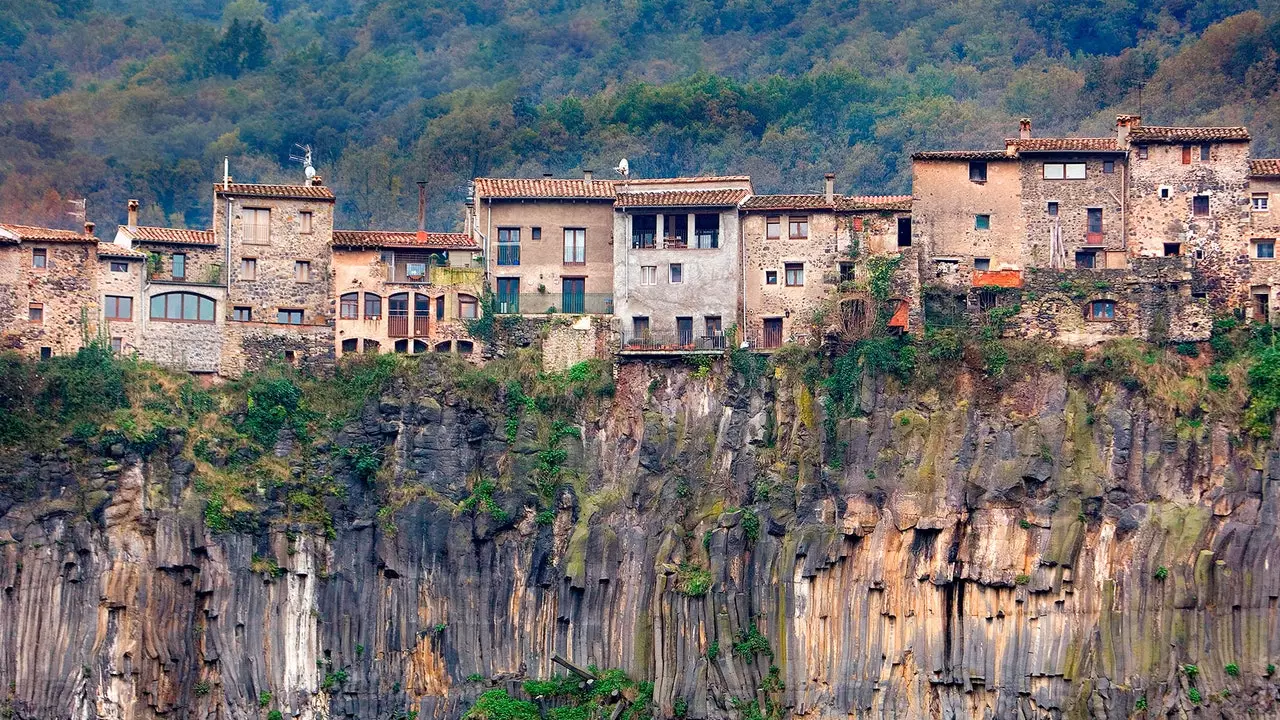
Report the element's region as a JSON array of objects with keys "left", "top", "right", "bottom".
[
  {"left": 621, "top": 331, "right": 727, "bottom": 352},
  {"left": 496, "top": 293, "right": 613, "bottom": 315},
  {"left": 496, "top": 244, "right": 521, "bottom": 266}
]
